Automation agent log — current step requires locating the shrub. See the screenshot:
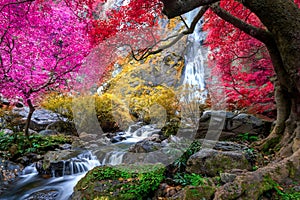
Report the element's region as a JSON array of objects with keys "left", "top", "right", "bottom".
[
  {"left": 0, "top": 131, "right": 72, "bottom": 160},
  {"left": 42, "top": 93, "right": 132, "bottom": 132}
]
